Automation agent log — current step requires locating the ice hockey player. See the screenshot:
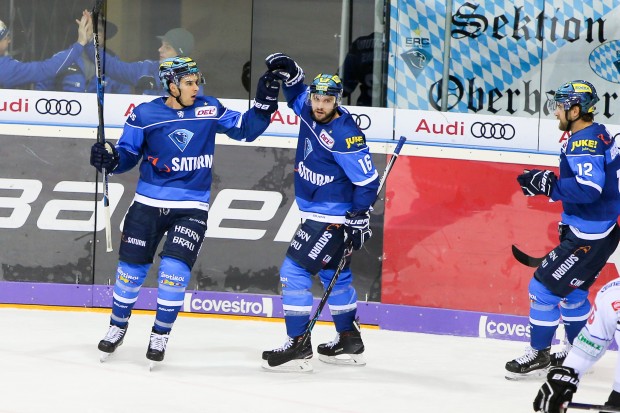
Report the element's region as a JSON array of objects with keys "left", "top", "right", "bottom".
[
  {"left": 90, "top": 56, "right": 280, "bottom": 367},
  {"left": 261, "top": 53, "right": 379, "bottom": 372},
  {"left": 533, "top": 278, "right": 620, "bottom": 412},
  {"left": 505, "top": 80, "right": 620, "bottom": 380}
]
